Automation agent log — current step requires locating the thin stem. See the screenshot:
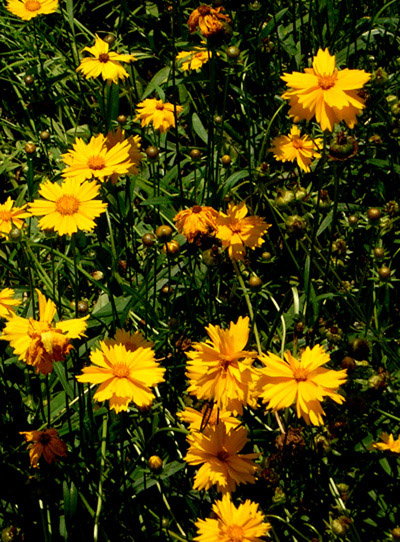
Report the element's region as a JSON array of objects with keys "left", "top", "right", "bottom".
[{"left": 94, "top": 413, "right": 108, "bottom": 542}]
